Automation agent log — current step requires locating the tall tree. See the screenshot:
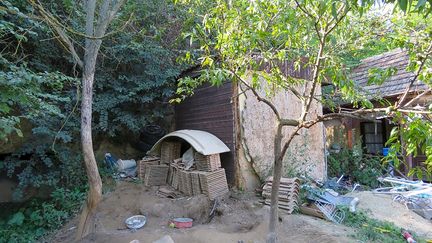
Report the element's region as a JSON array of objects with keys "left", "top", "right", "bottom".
[
  {"left": 29, "top": 0, "right": 126, "bottom": 239},
  {"left": 176, "top": 0, "right": 432, "bottom": 242}
]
